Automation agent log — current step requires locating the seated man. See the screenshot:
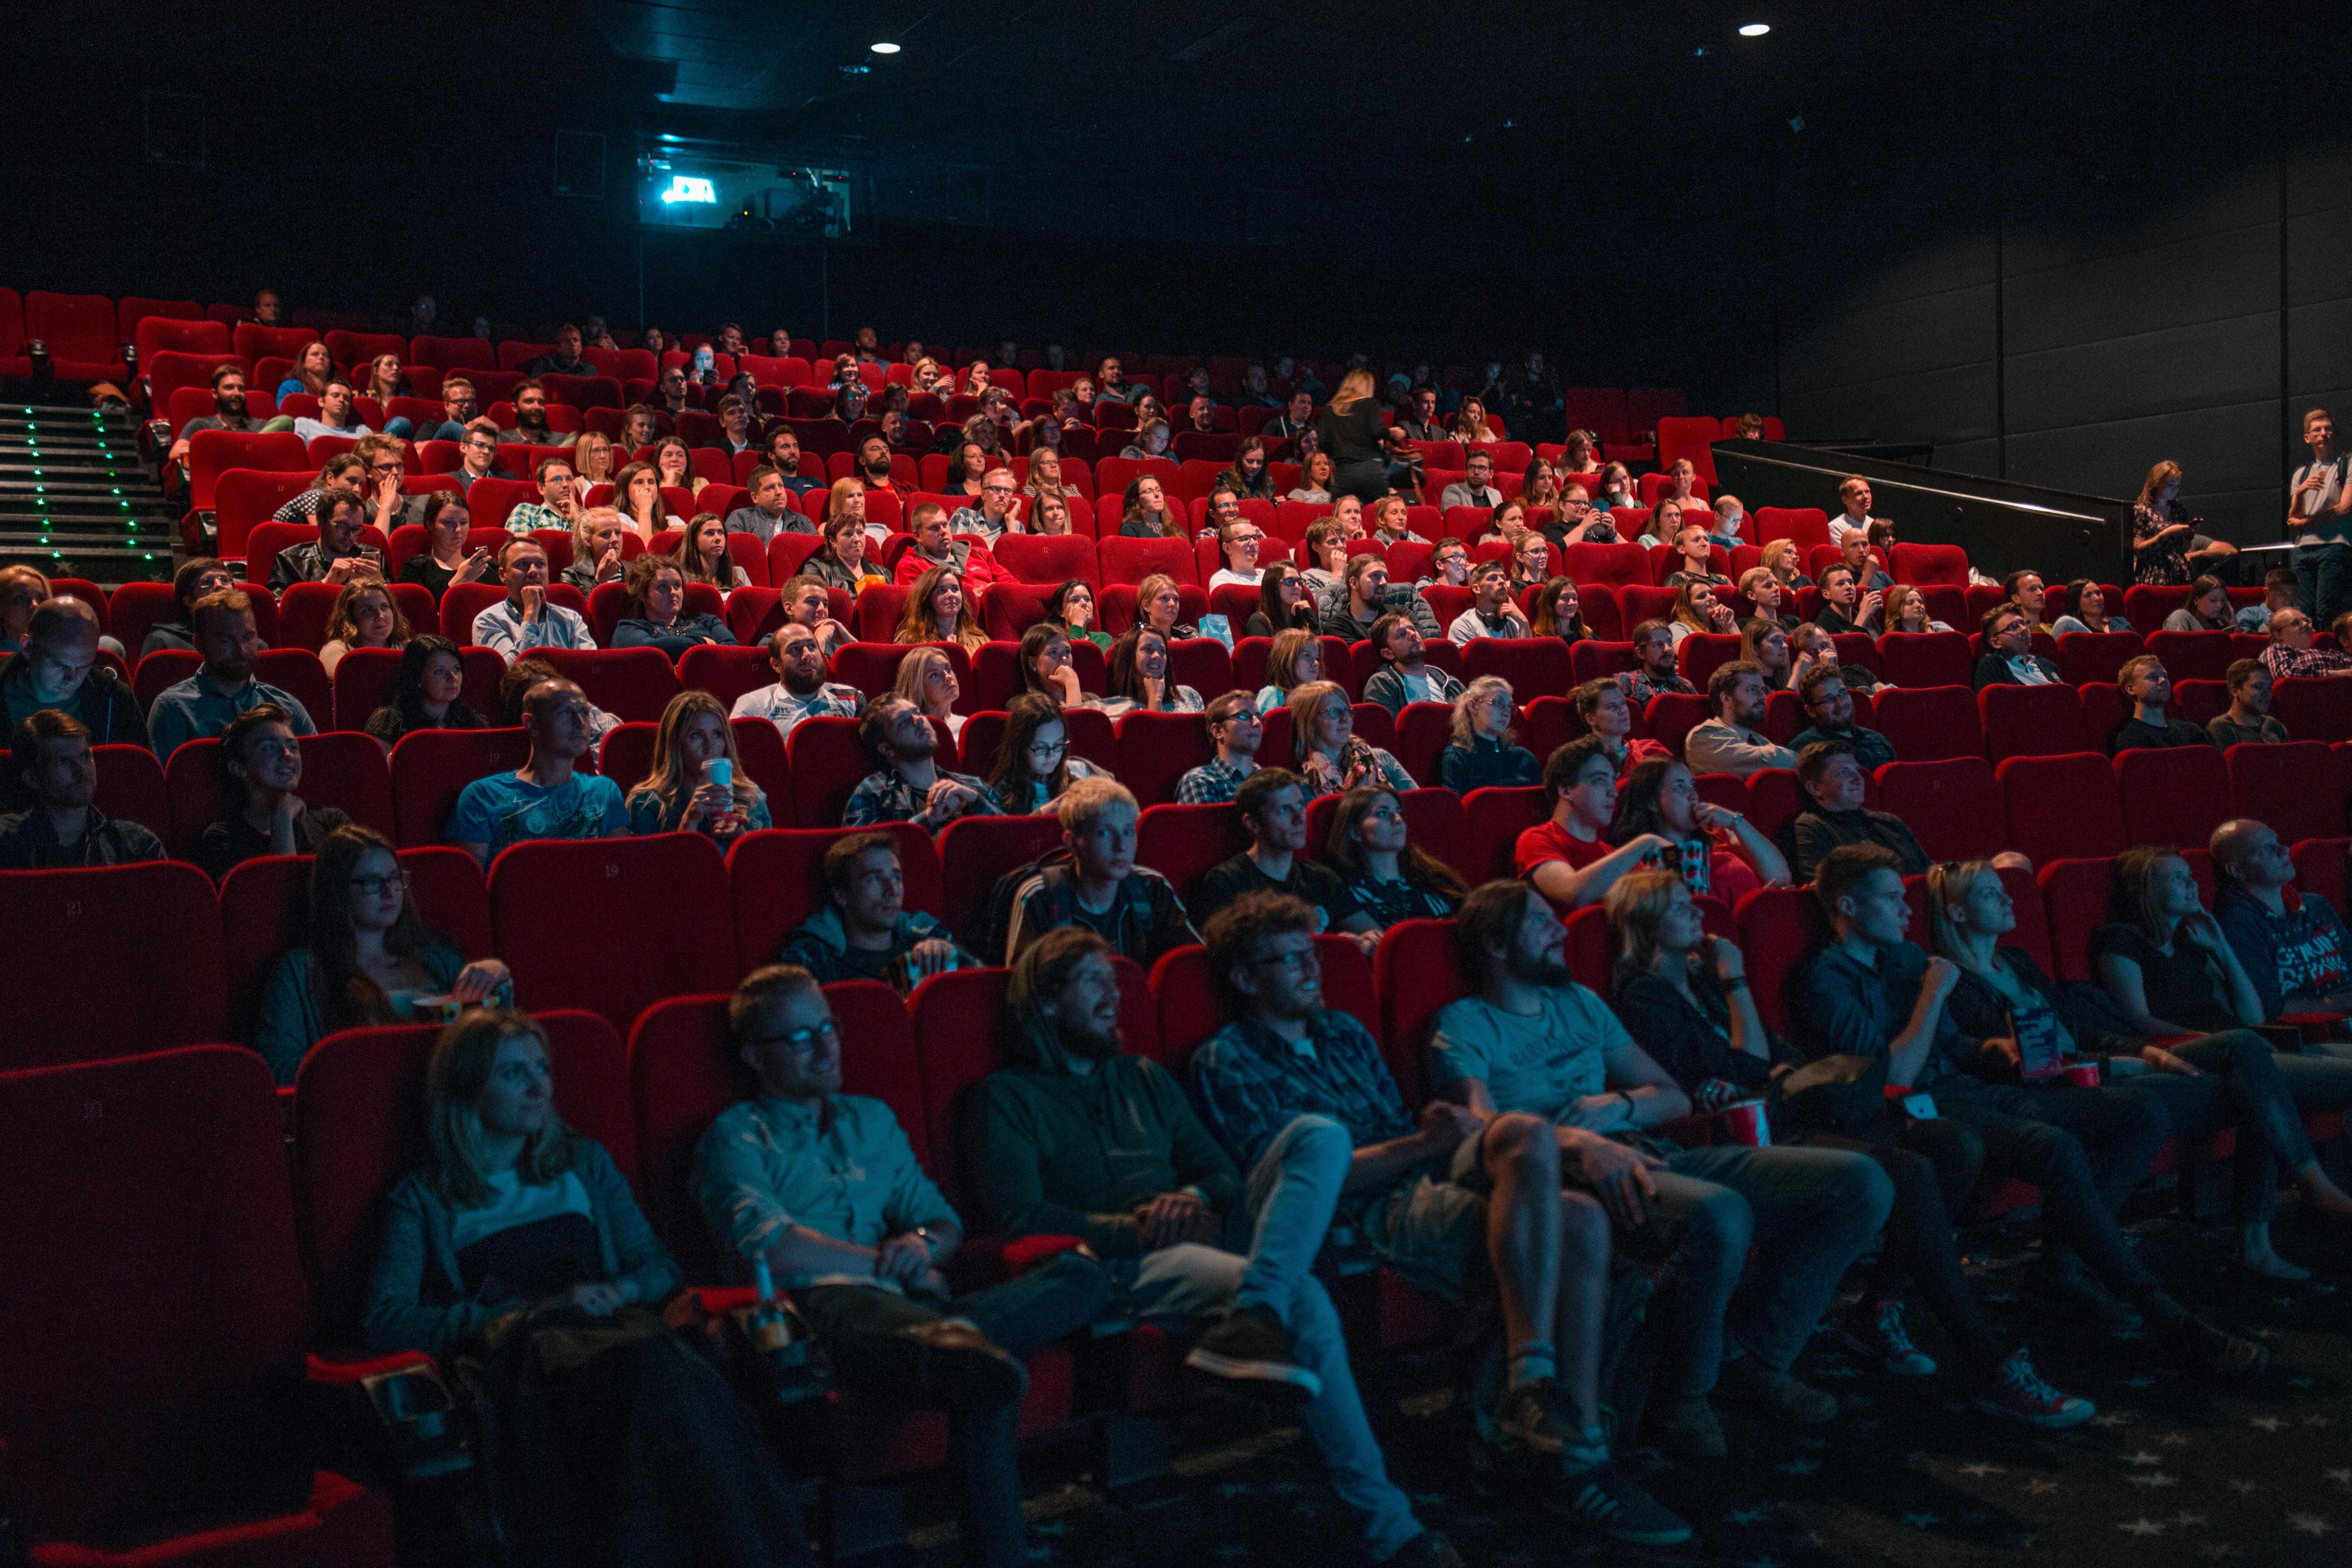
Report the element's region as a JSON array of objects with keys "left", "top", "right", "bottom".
[
  {"left": 774, "top": 575, "right": 855, "bottom": 660},
  {"left": 1515, "top": 736, "right": 1678, "bottom": 911},
  {"left": 1838, "top": 531, "right": 1895, "bottom": 597},
  {"left": 1175, "top": 691, "right": 1265, "bottom": 805},
  {"left": 843, "top": 697, "right": 998, "bottom": 831},
  {"left": 766, "top": 431, "right": 827, "bottom": 497},
  {"left": 1790, "top": 844, "right": 2263, "bottom": 1376},
  {"left": 2210, "top": 658, "right": 2289, "bottom": 745},
  {"left": 2260, "top": 606, "right": 2352, "bottom": 680},
  {"left": 965, "top": 928, "right": 1467, "bottom": 1568},
  {"left": 1972, "top": 608, "right": 2061, "bottom": 687},
  {"left": 949, "top": 469, "right": 1021, "bottom": 542},
  {"left": 2109, "top": 655, "right": 2215, "bottom": 751},
  {"left": 1682, "top": 661, "right": 1796, "bottom": 779},
  {"left": 447, "top": 677, "right": 628, "bottom": 866},
  {"left": 1623, "top": 620, "right": 1696, "bottom": 704},
  {"left": 1828, "top": 475, "right": 1878, "bottom": 545},
  {"left": 496, "top": 379, "right": 577, "bottom": 448},
  {"left": 0, "top": 598, "right": 144, "bottom": 749},
  {"left": 1005, "top": 778, "right": 1197, "bottom": 967},
  {"left": 1439, "top": 452, "right": 1504, "bottom": 512},
  {"left": 148, "top": 590, "right": 318, "bottom": 758},
  {"left": 1810, "top": 564, "right": 1881, "bottom": 637},
  {"left": 472, "top": 538, "right": 596, "bottom": 654},
  {"left": 1448, "top": 559, "right": 1529, "bottom": 643},
  {"left": 502, "top": 456, "right": 585, "bottom": 535},
  {"left": 726, "top": 465, "right": 814, "bottom": 543},
  {"left": 731, "top": 623, "right": 863, "bottom": 742},
  {"left": 524, "top": 324, "right": 589, "bottom": 380},
  {"left": 1785, "top": 665, "right": 1895, "bottom": 771},
  {"left": 1320, "top": 554, "right": 1392, "bottom": 642},
  {"left": 417, "top": 375, "right": 479, "bottom": 444},
  {"left": 168, "top": 364, "right": 262, "bottom": 465},
  {"left": 777, "top": 827, "right": 973, "bottom": 986},
  {"left": 268, "top": 487, "right": 385, "bottom": 590},
  {"left": 2234, "top": 567, "right": 2299, "bottom": 633},
  {"left": 1784, "top": 741, "right": 1944, "bottom": 882},
  {"left": 1187, "top": 767, "right": 1377, "bottom": 946},
  {"left": 2003, "top": 570, "right": 2050, "bottom": 635},
  {"left": 290, "top": 377, "right": 371, "bottom": 444},
  {"left": 448, "top": 422, "right": 516, "bottom": 492},
  {"left": 1188, "top": 893, "right": 1690, "bottom": 1545},
  {"left": 894, "top": 502, "right": 1001, "bottom": 595},
  {"left": 2210, "top": 818, "right": 2352, "bottom": 1021},
  {"left": 1360, "top": 612, "right": 1464, "bottom": 716},
  {"left": 1659, "top": 524, "right": 1729, "bottom": 588},
  {"left": 696, "top": 964, "right": 1111, "bottom": 1568},
  {"left": 0, "top": 710, "right": 164, "bottom": 866},
  {"left": 1429, "top": 881, "right": 1894, "bottom": 1454}
]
